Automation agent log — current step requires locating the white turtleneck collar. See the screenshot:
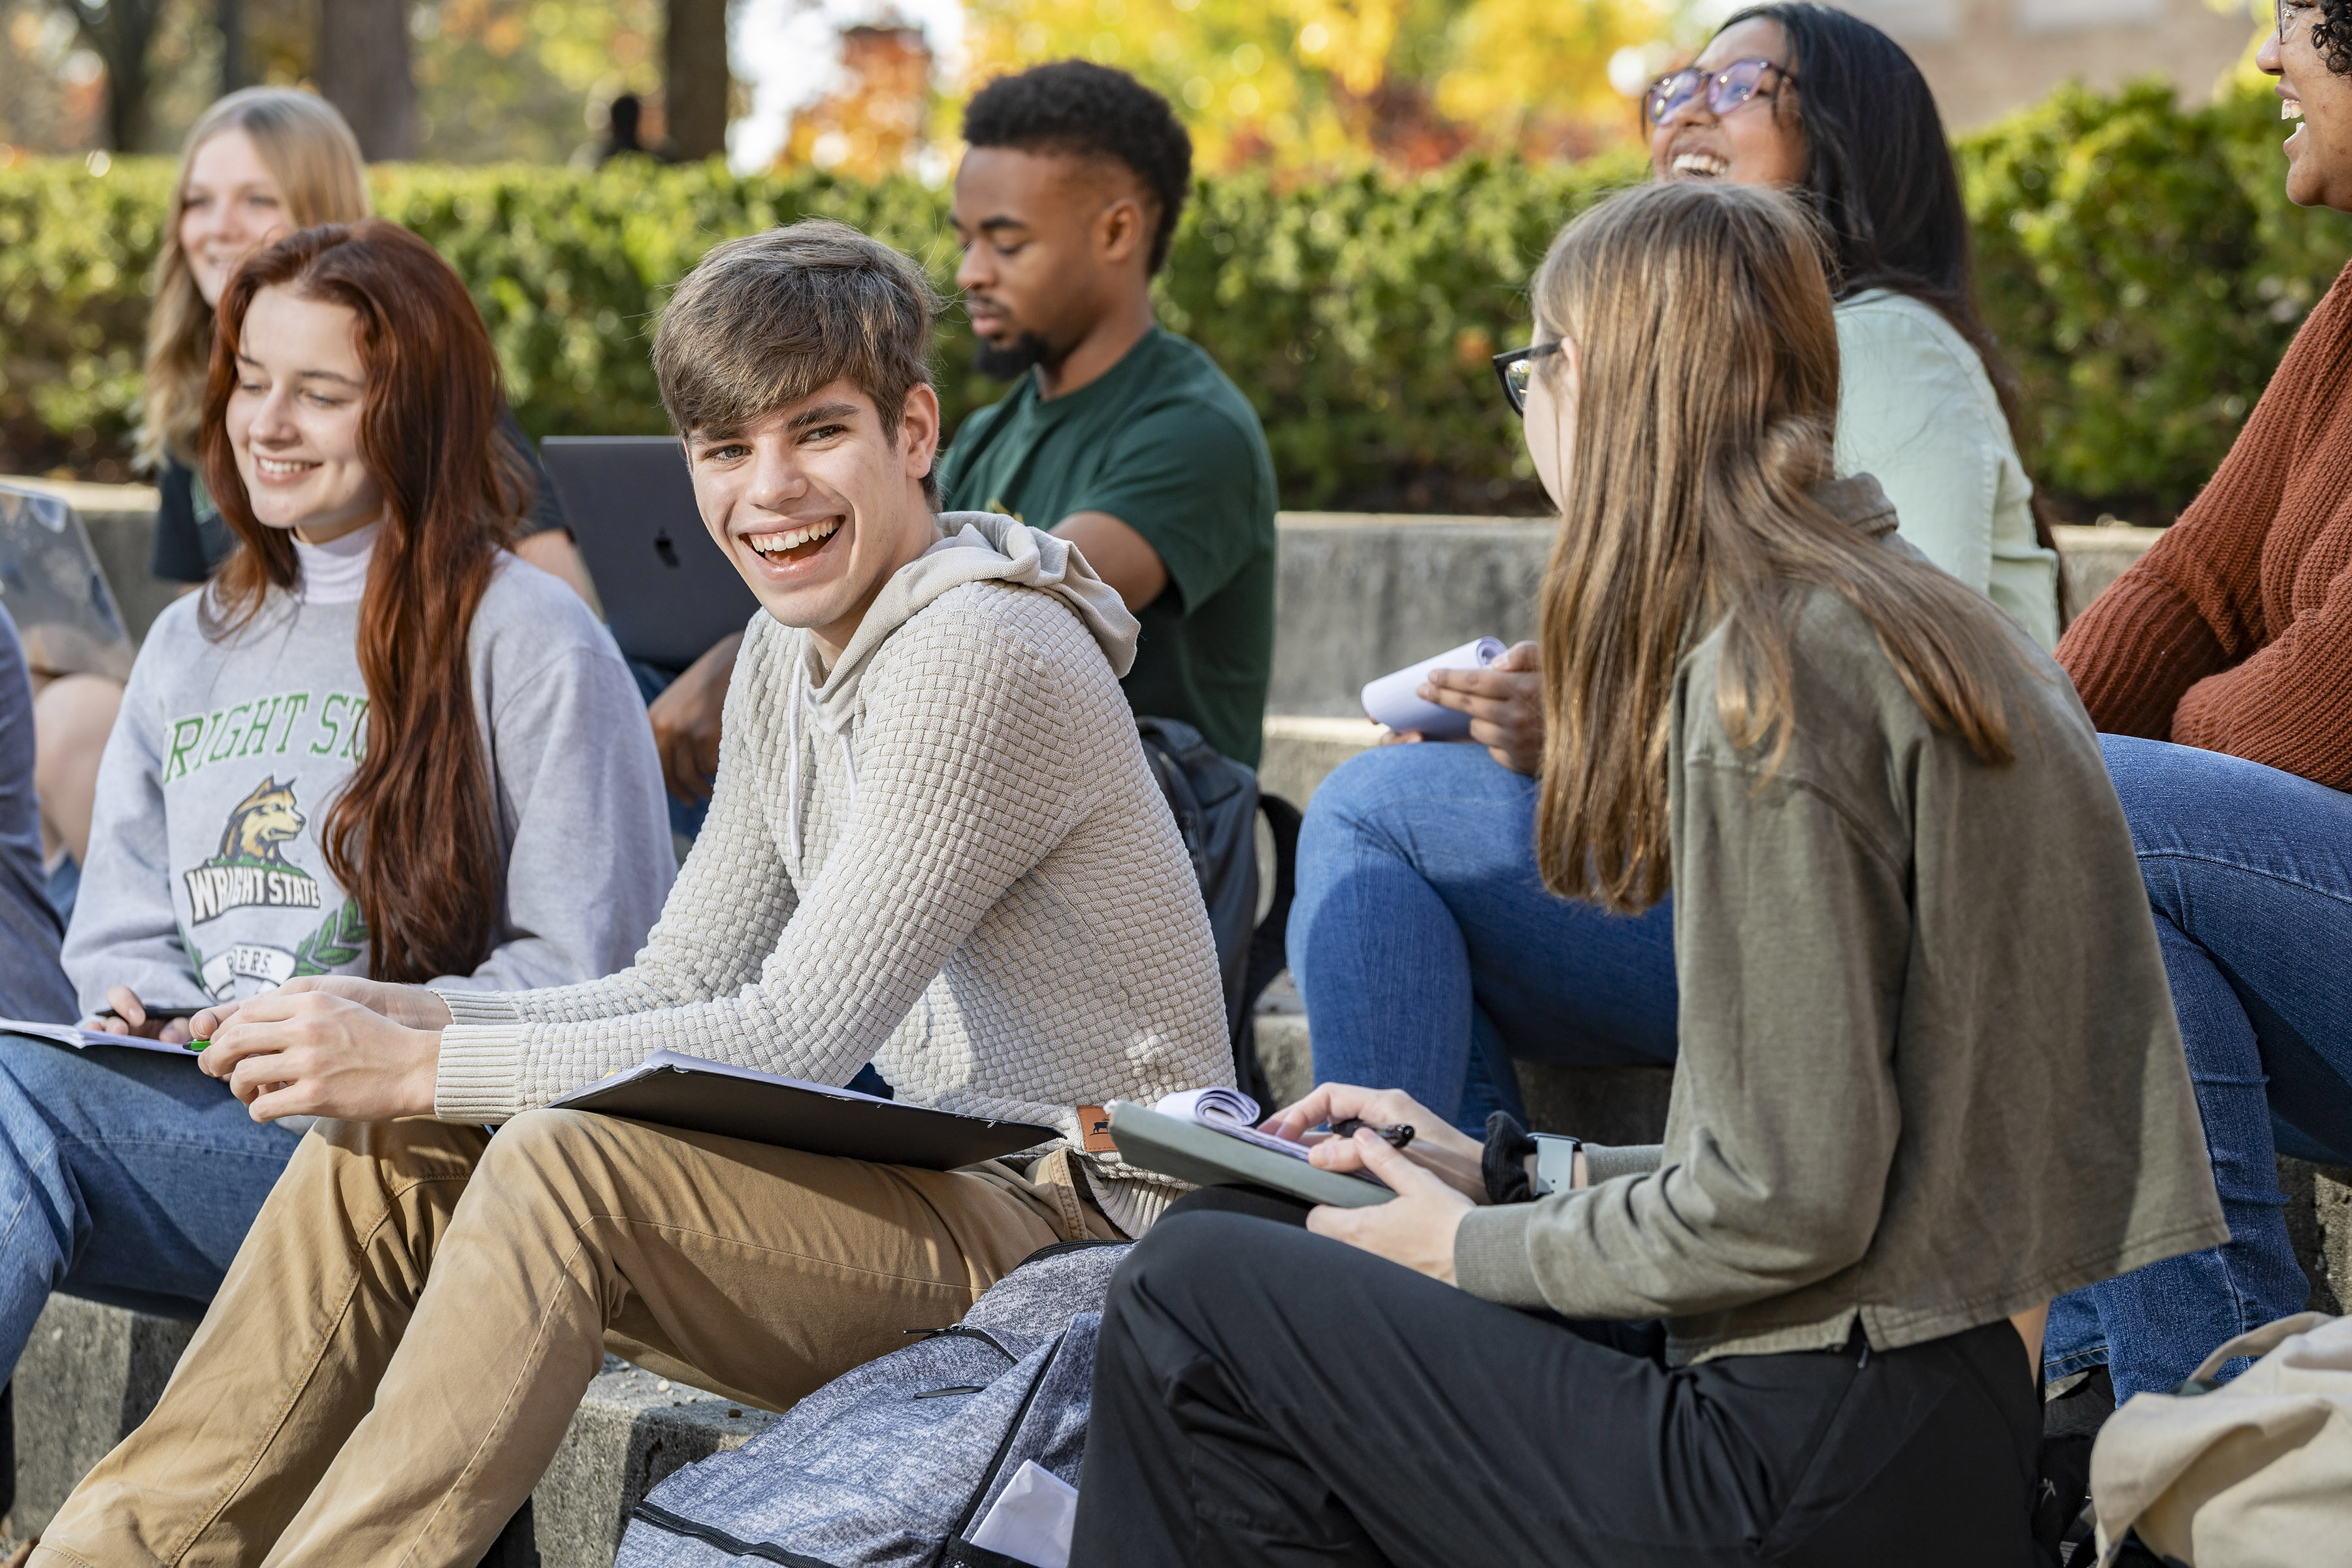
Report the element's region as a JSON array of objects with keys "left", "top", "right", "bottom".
[{"left": 290, "top": 519, "right": 380, "bottom": 606}]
